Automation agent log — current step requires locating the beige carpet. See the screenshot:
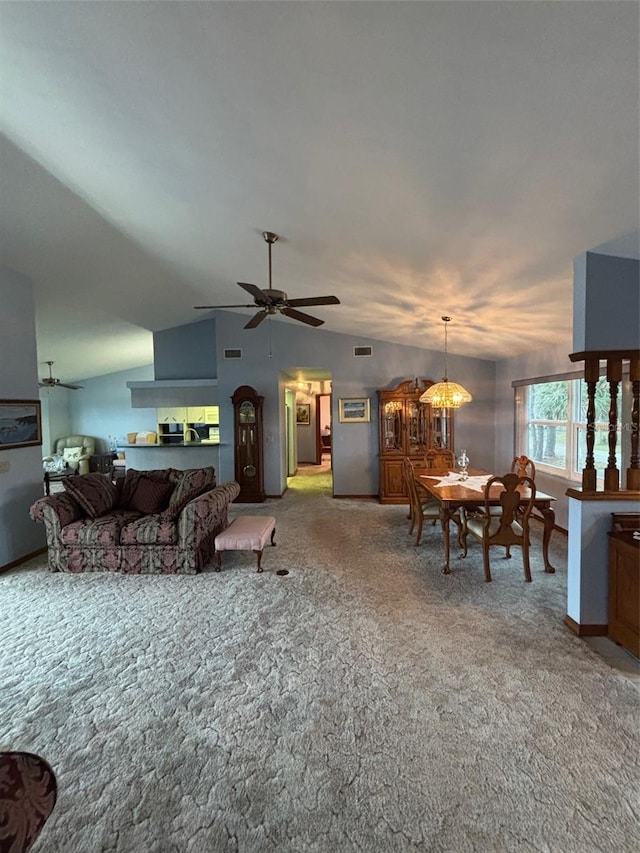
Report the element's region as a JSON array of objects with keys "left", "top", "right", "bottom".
[{"left": 1, "top": 472, "right": 639, "bottom": 852}]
